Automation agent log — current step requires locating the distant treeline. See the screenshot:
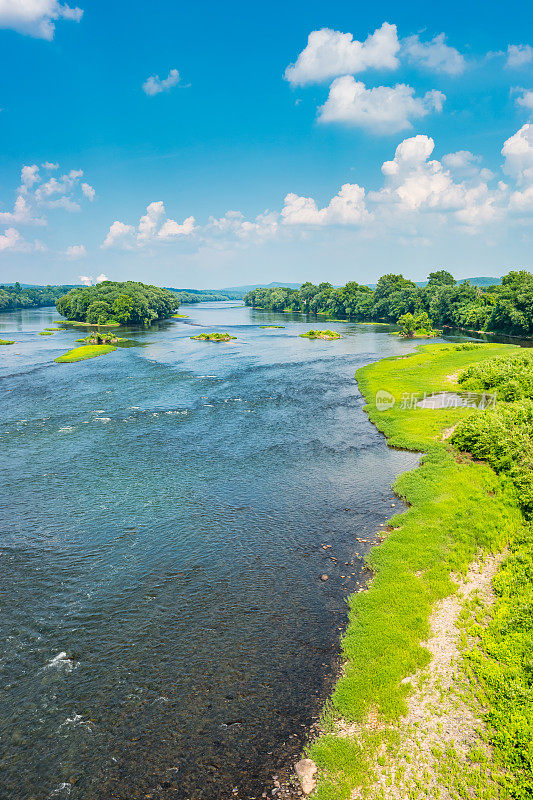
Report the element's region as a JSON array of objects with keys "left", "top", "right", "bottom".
[
  {"left": 167, "top": 288, "right": 244, "bottom": 302},
  {"left": 244, "top": 270, "right": 533, "bottom": 337},
  {"left": 56, "top": 281, "right": 179, "bottom": 324},
  {"left": 0, "top": 283, "right": 74, "bottom": 312}
]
